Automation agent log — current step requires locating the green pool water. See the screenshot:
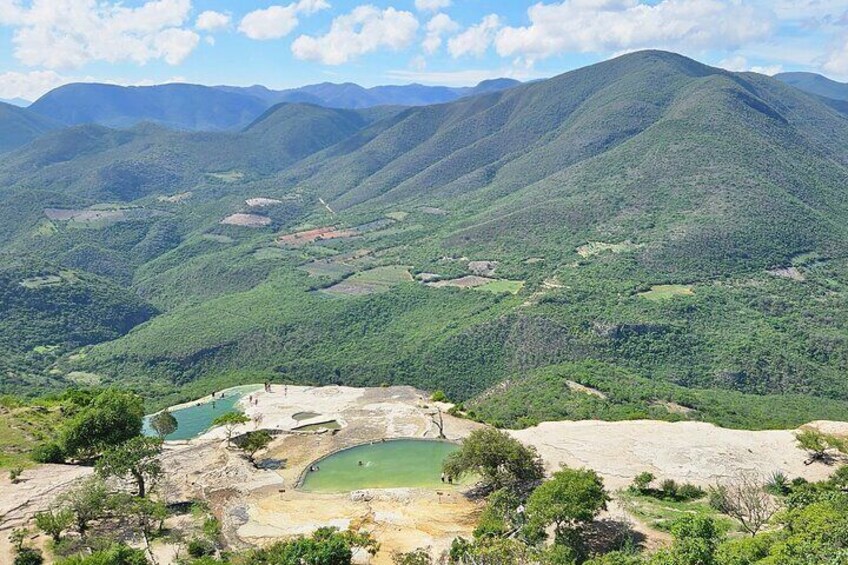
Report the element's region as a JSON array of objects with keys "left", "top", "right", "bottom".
[
  {"left": 143, "top": 385, "right": 262, "bottom": 440},
  {"left": 300, "top": 439, "right": 459, "bottom": 492}
]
